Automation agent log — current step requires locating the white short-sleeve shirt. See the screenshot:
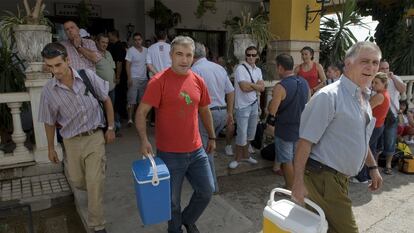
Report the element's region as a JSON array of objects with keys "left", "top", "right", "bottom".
[
  {"left": 234, "top": 62, "right": 262, "bottom": 109},
  {"left": 125, "top": 46, "right": 147, "bottom": 80},
  {"left": 146, "top": 41, "right": 171, "bottom": 73}
]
